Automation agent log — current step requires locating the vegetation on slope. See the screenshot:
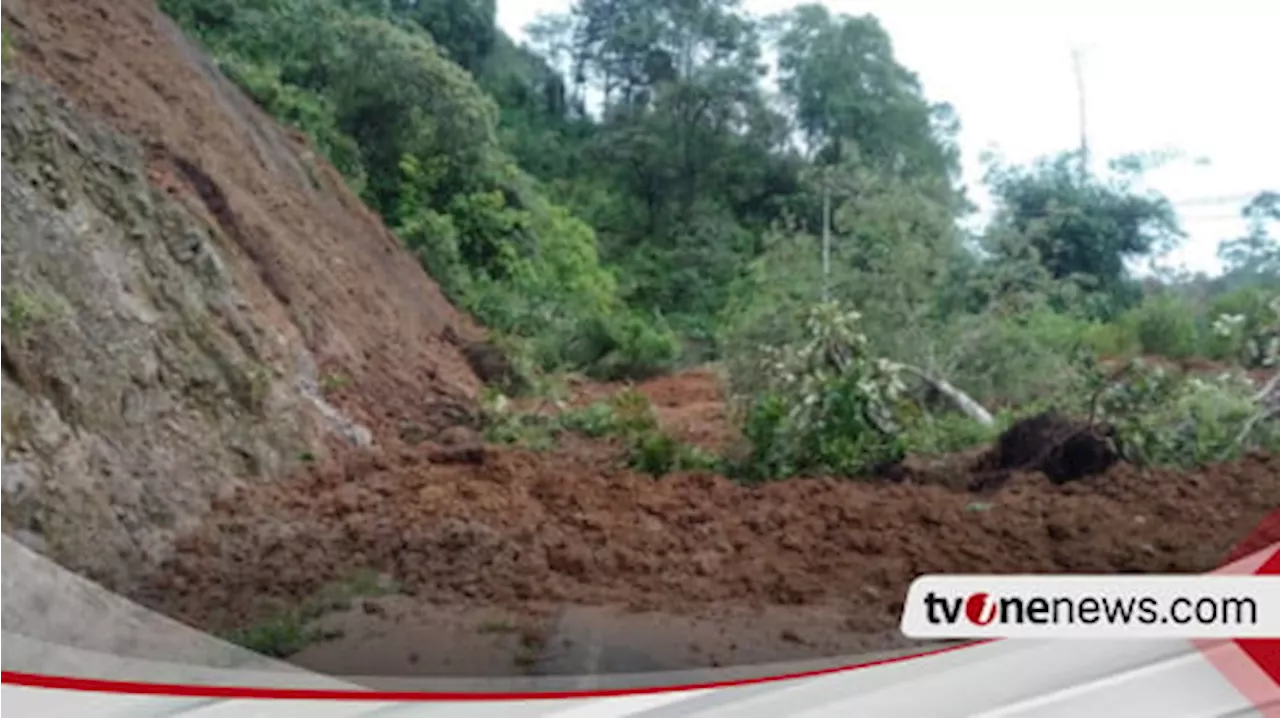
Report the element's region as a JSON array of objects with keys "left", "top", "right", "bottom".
[{"left": 159, "top": 0, "right": 1279, "bottom": 477}]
